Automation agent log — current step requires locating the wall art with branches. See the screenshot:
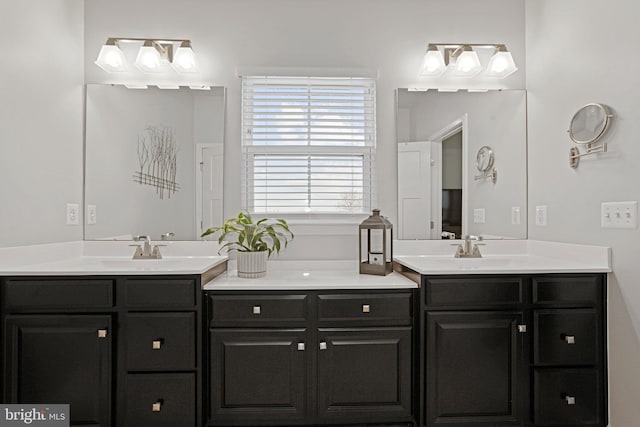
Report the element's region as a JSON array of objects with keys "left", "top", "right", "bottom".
[{"left": 133, "top": 125, "right": 181, "bottom": 199}]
